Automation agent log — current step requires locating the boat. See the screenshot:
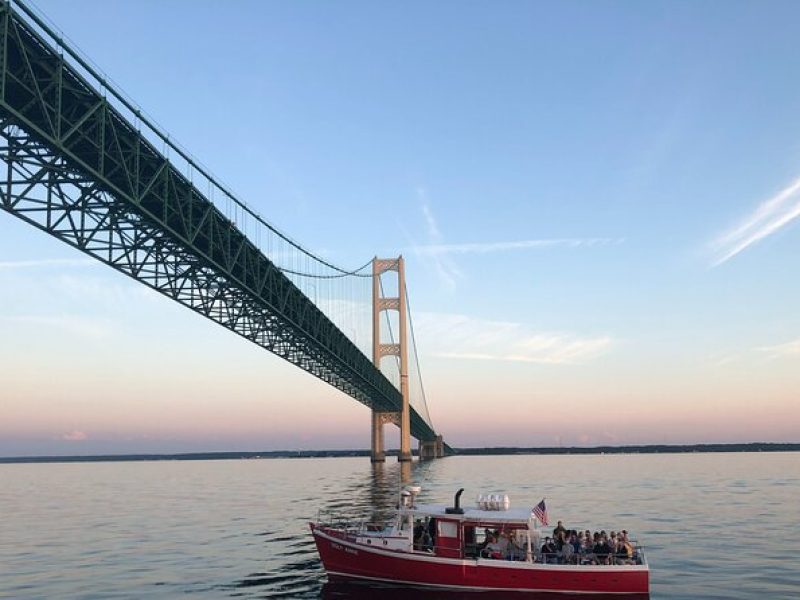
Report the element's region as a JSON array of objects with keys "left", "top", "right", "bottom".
[{"left": 310, "top": 487, "right": 649, "bottom": 595}]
